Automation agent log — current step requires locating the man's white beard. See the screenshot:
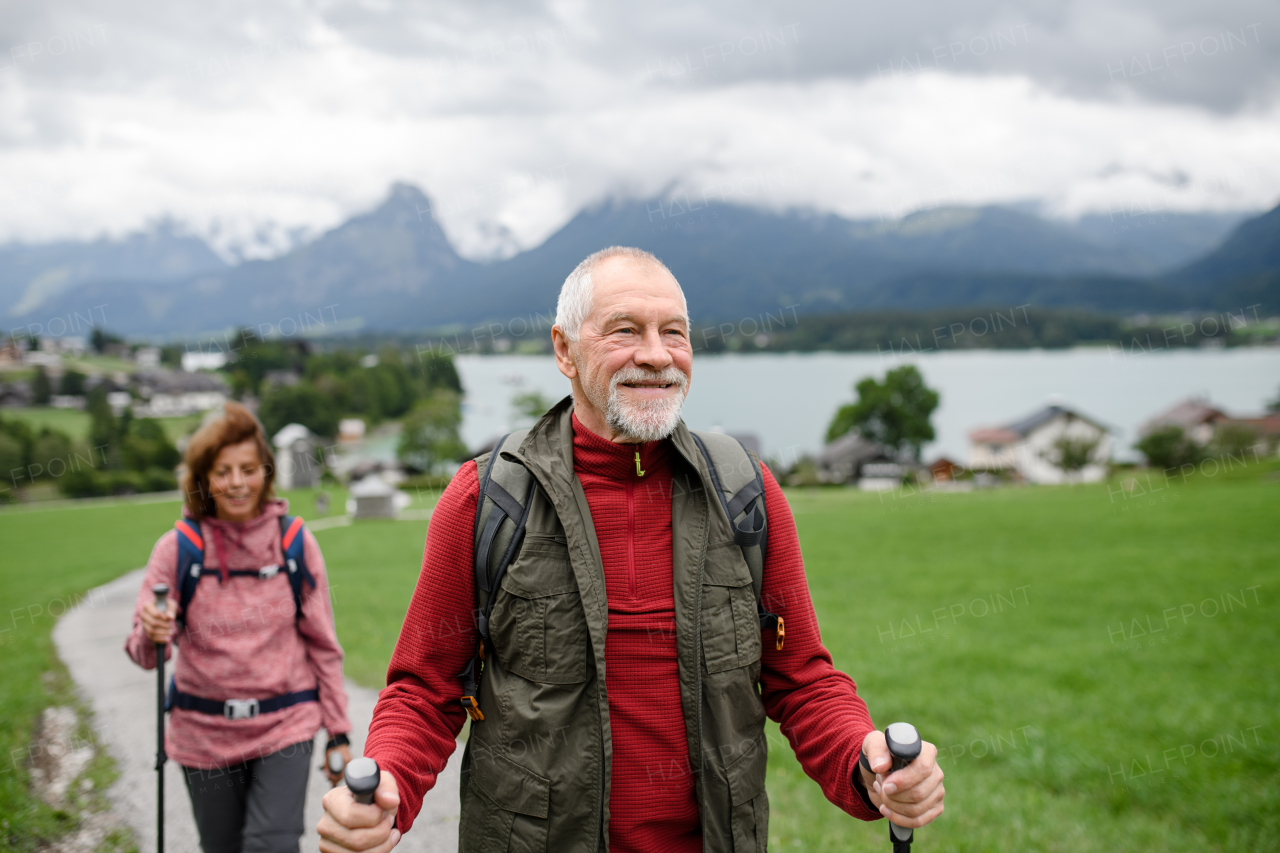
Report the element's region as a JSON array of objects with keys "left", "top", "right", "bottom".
[{"left": 592, "top": 366, "right": 689, "bottom": 443}]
